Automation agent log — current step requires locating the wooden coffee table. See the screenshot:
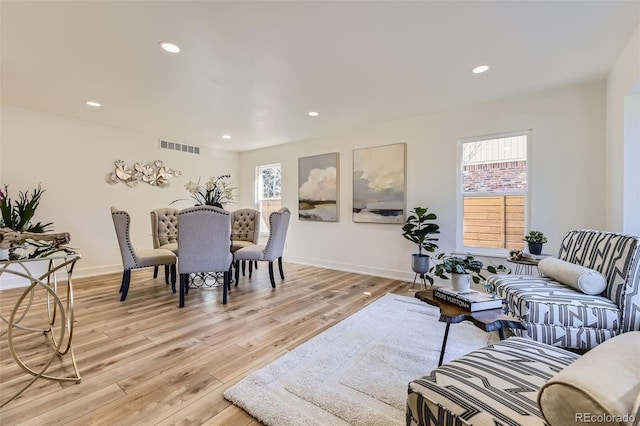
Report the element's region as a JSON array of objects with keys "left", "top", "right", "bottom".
[{"left": 415, "top": 288, "right": 525, "bottom": 366}]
